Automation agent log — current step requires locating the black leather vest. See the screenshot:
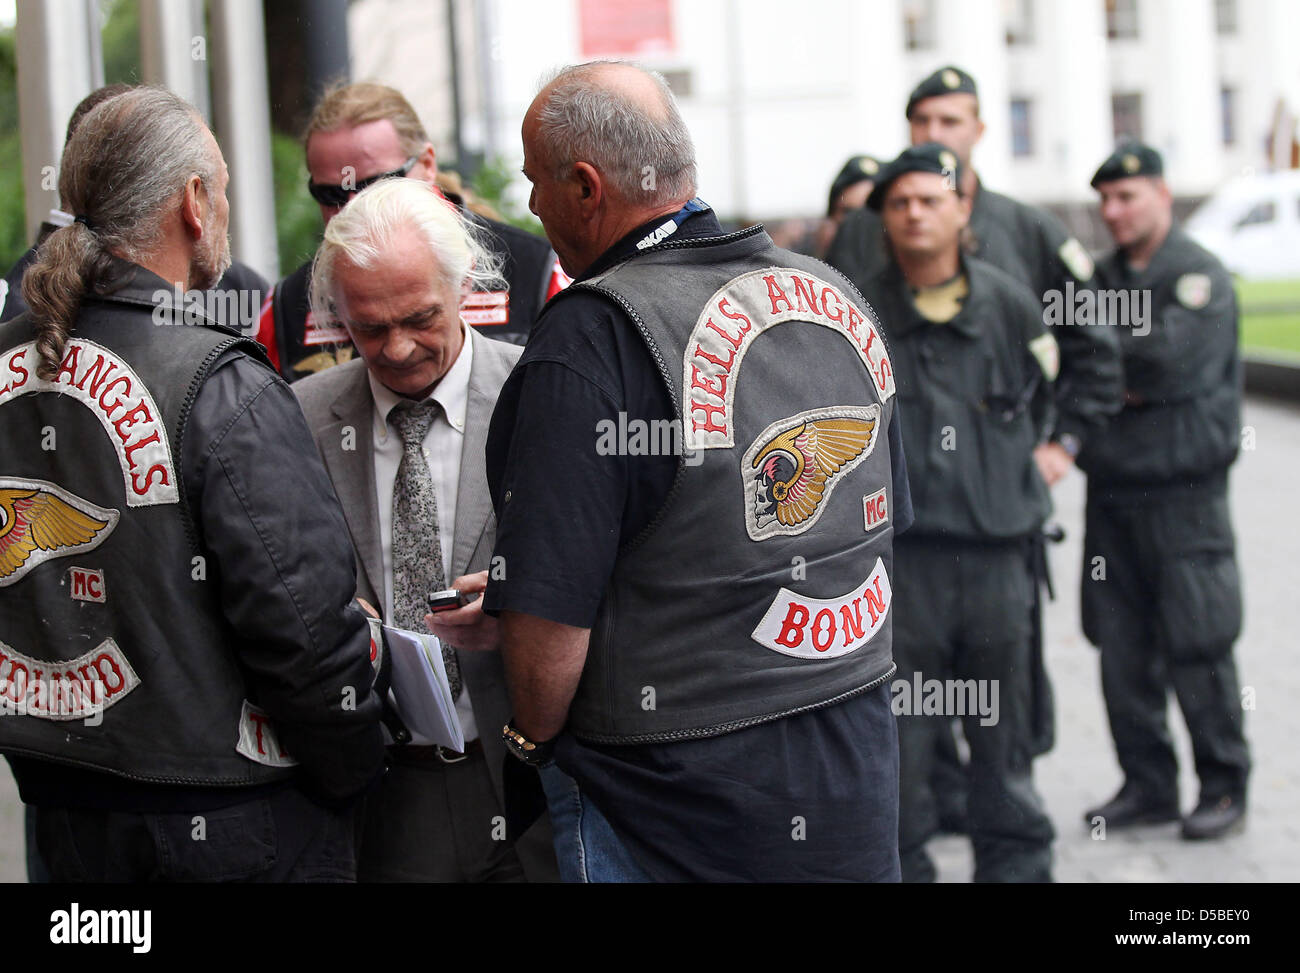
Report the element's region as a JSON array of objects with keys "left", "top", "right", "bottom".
[
  {"left": 564, "top": 226, "right": 899, "bottom": 743},
  {"left": 0, "top": 282, "right": 295, "bottom": 786}
]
